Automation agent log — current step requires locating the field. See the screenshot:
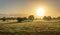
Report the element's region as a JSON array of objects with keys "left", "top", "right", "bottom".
[{"left": 0, "top": 20, "right": 60, "bottom": 35}]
